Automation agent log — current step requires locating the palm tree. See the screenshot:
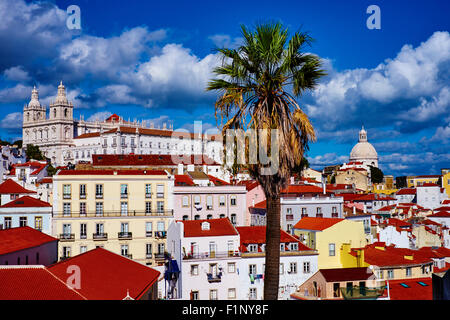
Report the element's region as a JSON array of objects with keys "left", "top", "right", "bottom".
[{"left": 206, "top": 22, "right": 326, "bottom": 300}]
